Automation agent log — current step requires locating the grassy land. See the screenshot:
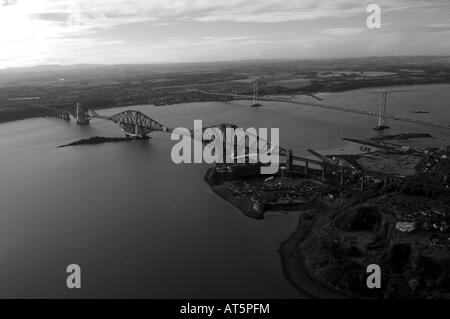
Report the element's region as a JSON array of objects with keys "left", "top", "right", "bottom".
[{"left": 1, "top": 56, "right": 450, "bottom": 123}]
